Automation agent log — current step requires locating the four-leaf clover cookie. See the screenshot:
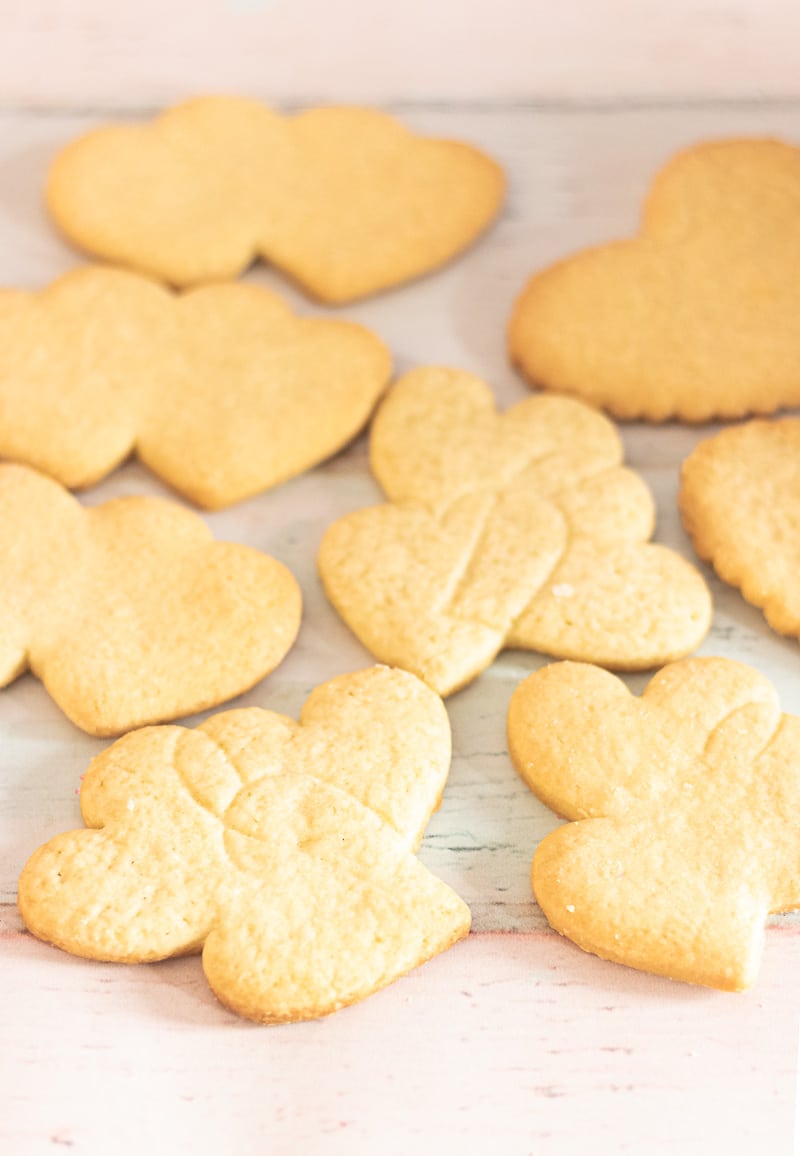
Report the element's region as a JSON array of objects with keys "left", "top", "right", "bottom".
[
  {"left": 0, "top": 463, "right": 301, "bottom": 735},
  {"left": 509, "top": 139, "right": 800, "bottom": 421},
  {"left": 18, "top": 667, "right": 470, "bottom": 1023},
  {"left": 318, "top": 368, "right": 711, "bottom": 695},
  {"left": 0, "top": 266, "right": 391, "bottom": 508},
  {"left": 46, "top": 96, "right": 505, "bottom": 303},
  {"left": 508, "top": 657, "right": 800, "bottom": 990}
]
